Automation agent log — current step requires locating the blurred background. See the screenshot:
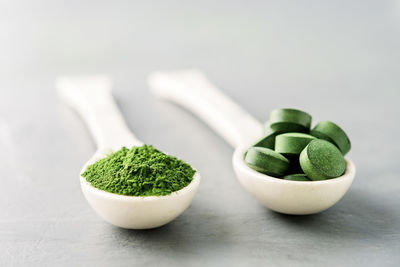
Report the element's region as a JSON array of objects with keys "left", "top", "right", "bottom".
[{"left": 0, "top": 0, "right": 399, "bottom": 266}]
